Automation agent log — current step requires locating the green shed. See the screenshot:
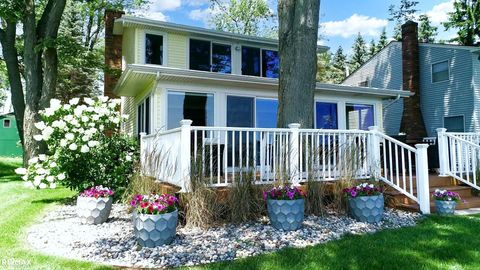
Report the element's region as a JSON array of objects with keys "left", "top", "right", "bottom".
[{"left": 0, "top": 113, "right": 22, "bottom": 157}]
